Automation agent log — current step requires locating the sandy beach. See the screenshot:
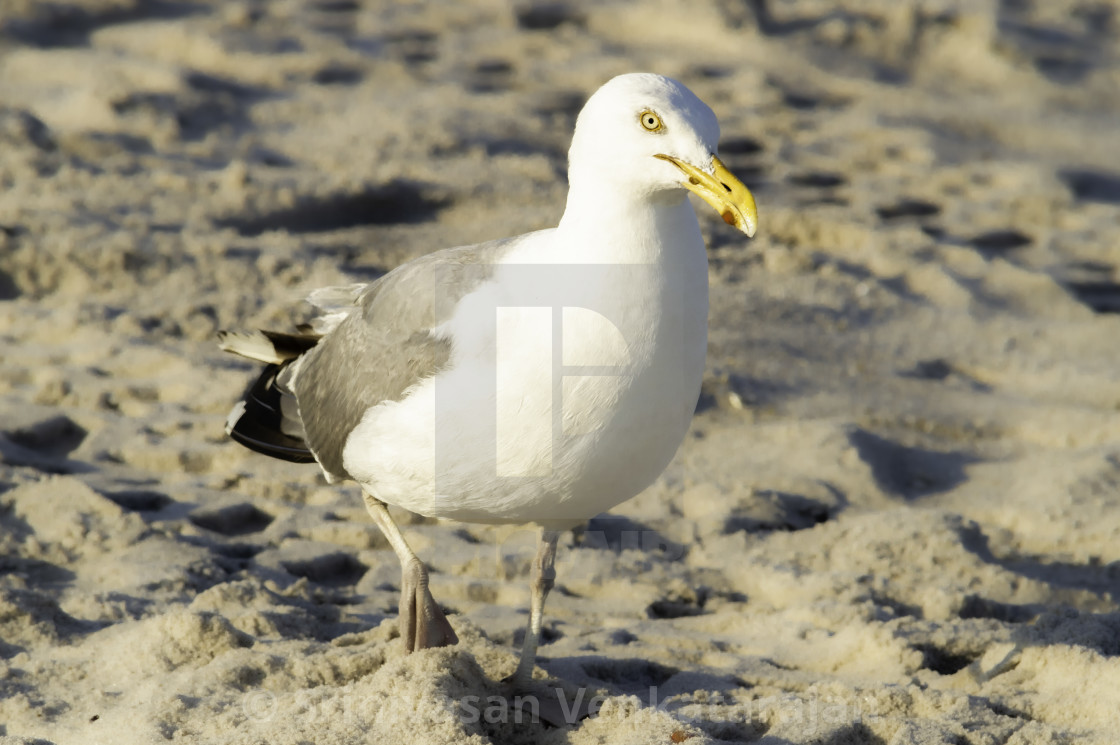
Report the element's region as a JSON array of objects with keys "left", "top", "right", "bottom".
[{"left": 2, "top": 0, "right": 1120, "bottom": 743}]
